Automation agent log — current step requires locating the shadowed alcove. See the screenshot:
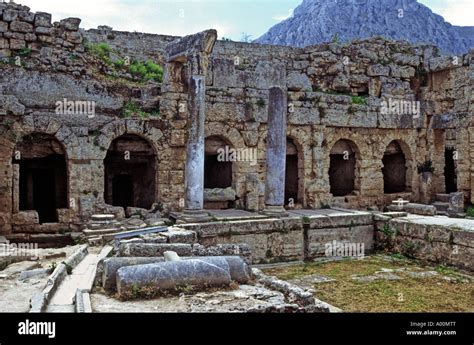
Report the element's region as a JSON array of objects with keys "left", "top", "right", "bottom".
[
  {"left": 13, "top": 133, "right": 68, "bottom": 224},
  {"left": 104, "top": 134, "right": 156, "bottom": 210}
]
